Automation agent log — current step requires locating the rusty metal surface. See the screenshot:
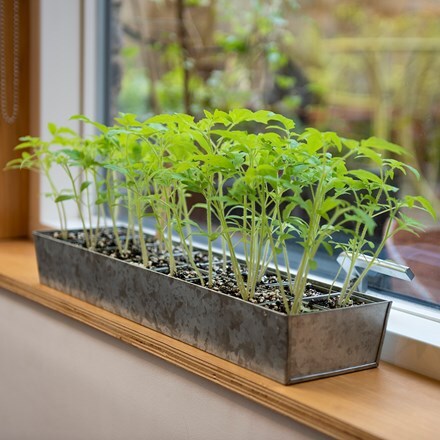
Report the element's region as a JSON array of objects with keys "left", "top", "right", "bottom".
[{"left": 33, "top": 231, "right": 391, "bottom": 384}]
